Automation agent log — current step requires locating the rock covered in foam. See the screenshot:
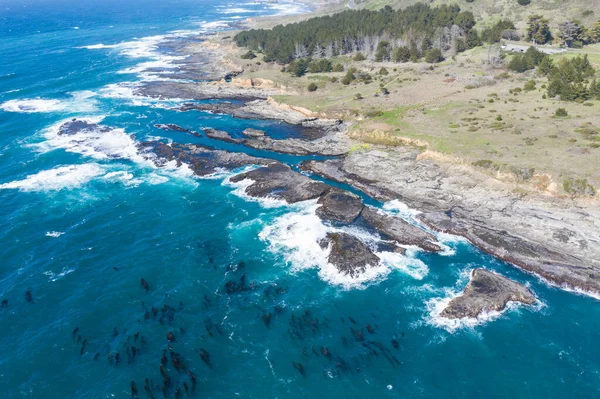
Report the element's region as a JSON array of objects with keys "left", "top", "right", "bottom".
[
  {"left": 139, "top": 141, "right": 269, "bottom": 176},
  {"left": 229, "top": 163, "right": 329, "bottom": 203},
  {"left": 320, "top": 232, "right": 380, "bottom": 278},
  {"left": 440, "top": 269, "right": 536, "bottom": 319},
  {"left": 58, "top": 119, "right": 110, "bottom": 135},
  {"left": 360, "top": 207, "right": 442, "bottom": 252},
  {"left": 316, "top": 188, "right": 364, "bottom": 224}
]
